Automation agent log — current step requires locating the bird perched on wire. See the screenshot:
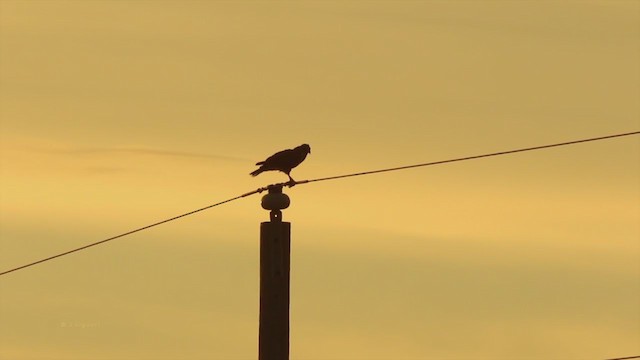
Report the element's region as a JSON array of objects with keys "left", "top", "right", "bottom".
[{"left": 250, "top": 144, "right": 311, "bottom": 183}]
